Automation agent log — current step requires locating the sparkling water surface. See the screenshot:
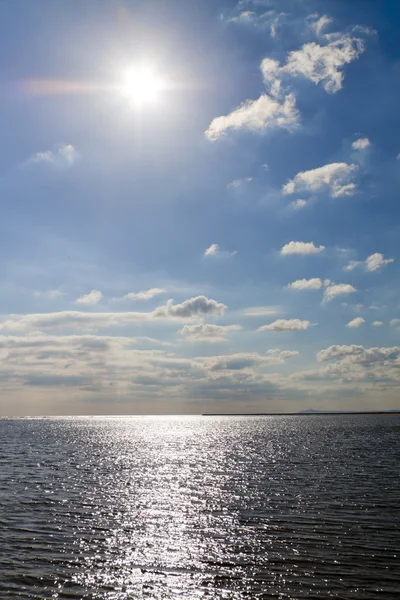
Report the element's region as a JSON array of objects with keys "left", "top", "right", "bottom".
[{"left": 0, "top": 415, "right": 399, "bottom": 599}]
